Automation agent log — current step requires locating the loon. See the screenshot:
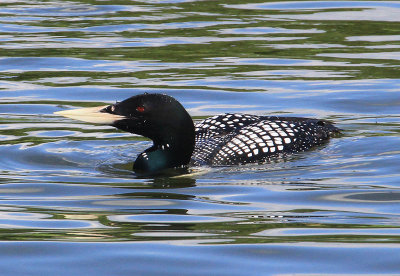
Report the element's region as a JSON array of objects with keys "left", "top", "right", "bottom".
[{"left": 55, "top": 93, "right": 339, "bottom": 174}]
